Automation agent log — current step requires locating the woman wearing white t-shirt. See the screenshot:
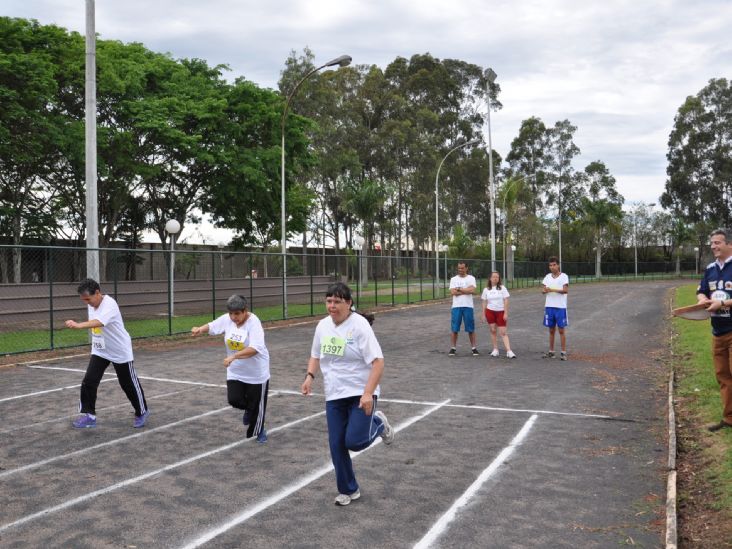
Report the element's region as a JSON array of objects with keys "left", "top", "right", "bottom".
[
  {"left": 191, "top": 294, "right": 270, "bottom": 443},
  {"left": 301, "top": 282, "right": 395, "bottom": 506},
  {"left": 480, "top": 271, "right": 516, "bottom": 358}
]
